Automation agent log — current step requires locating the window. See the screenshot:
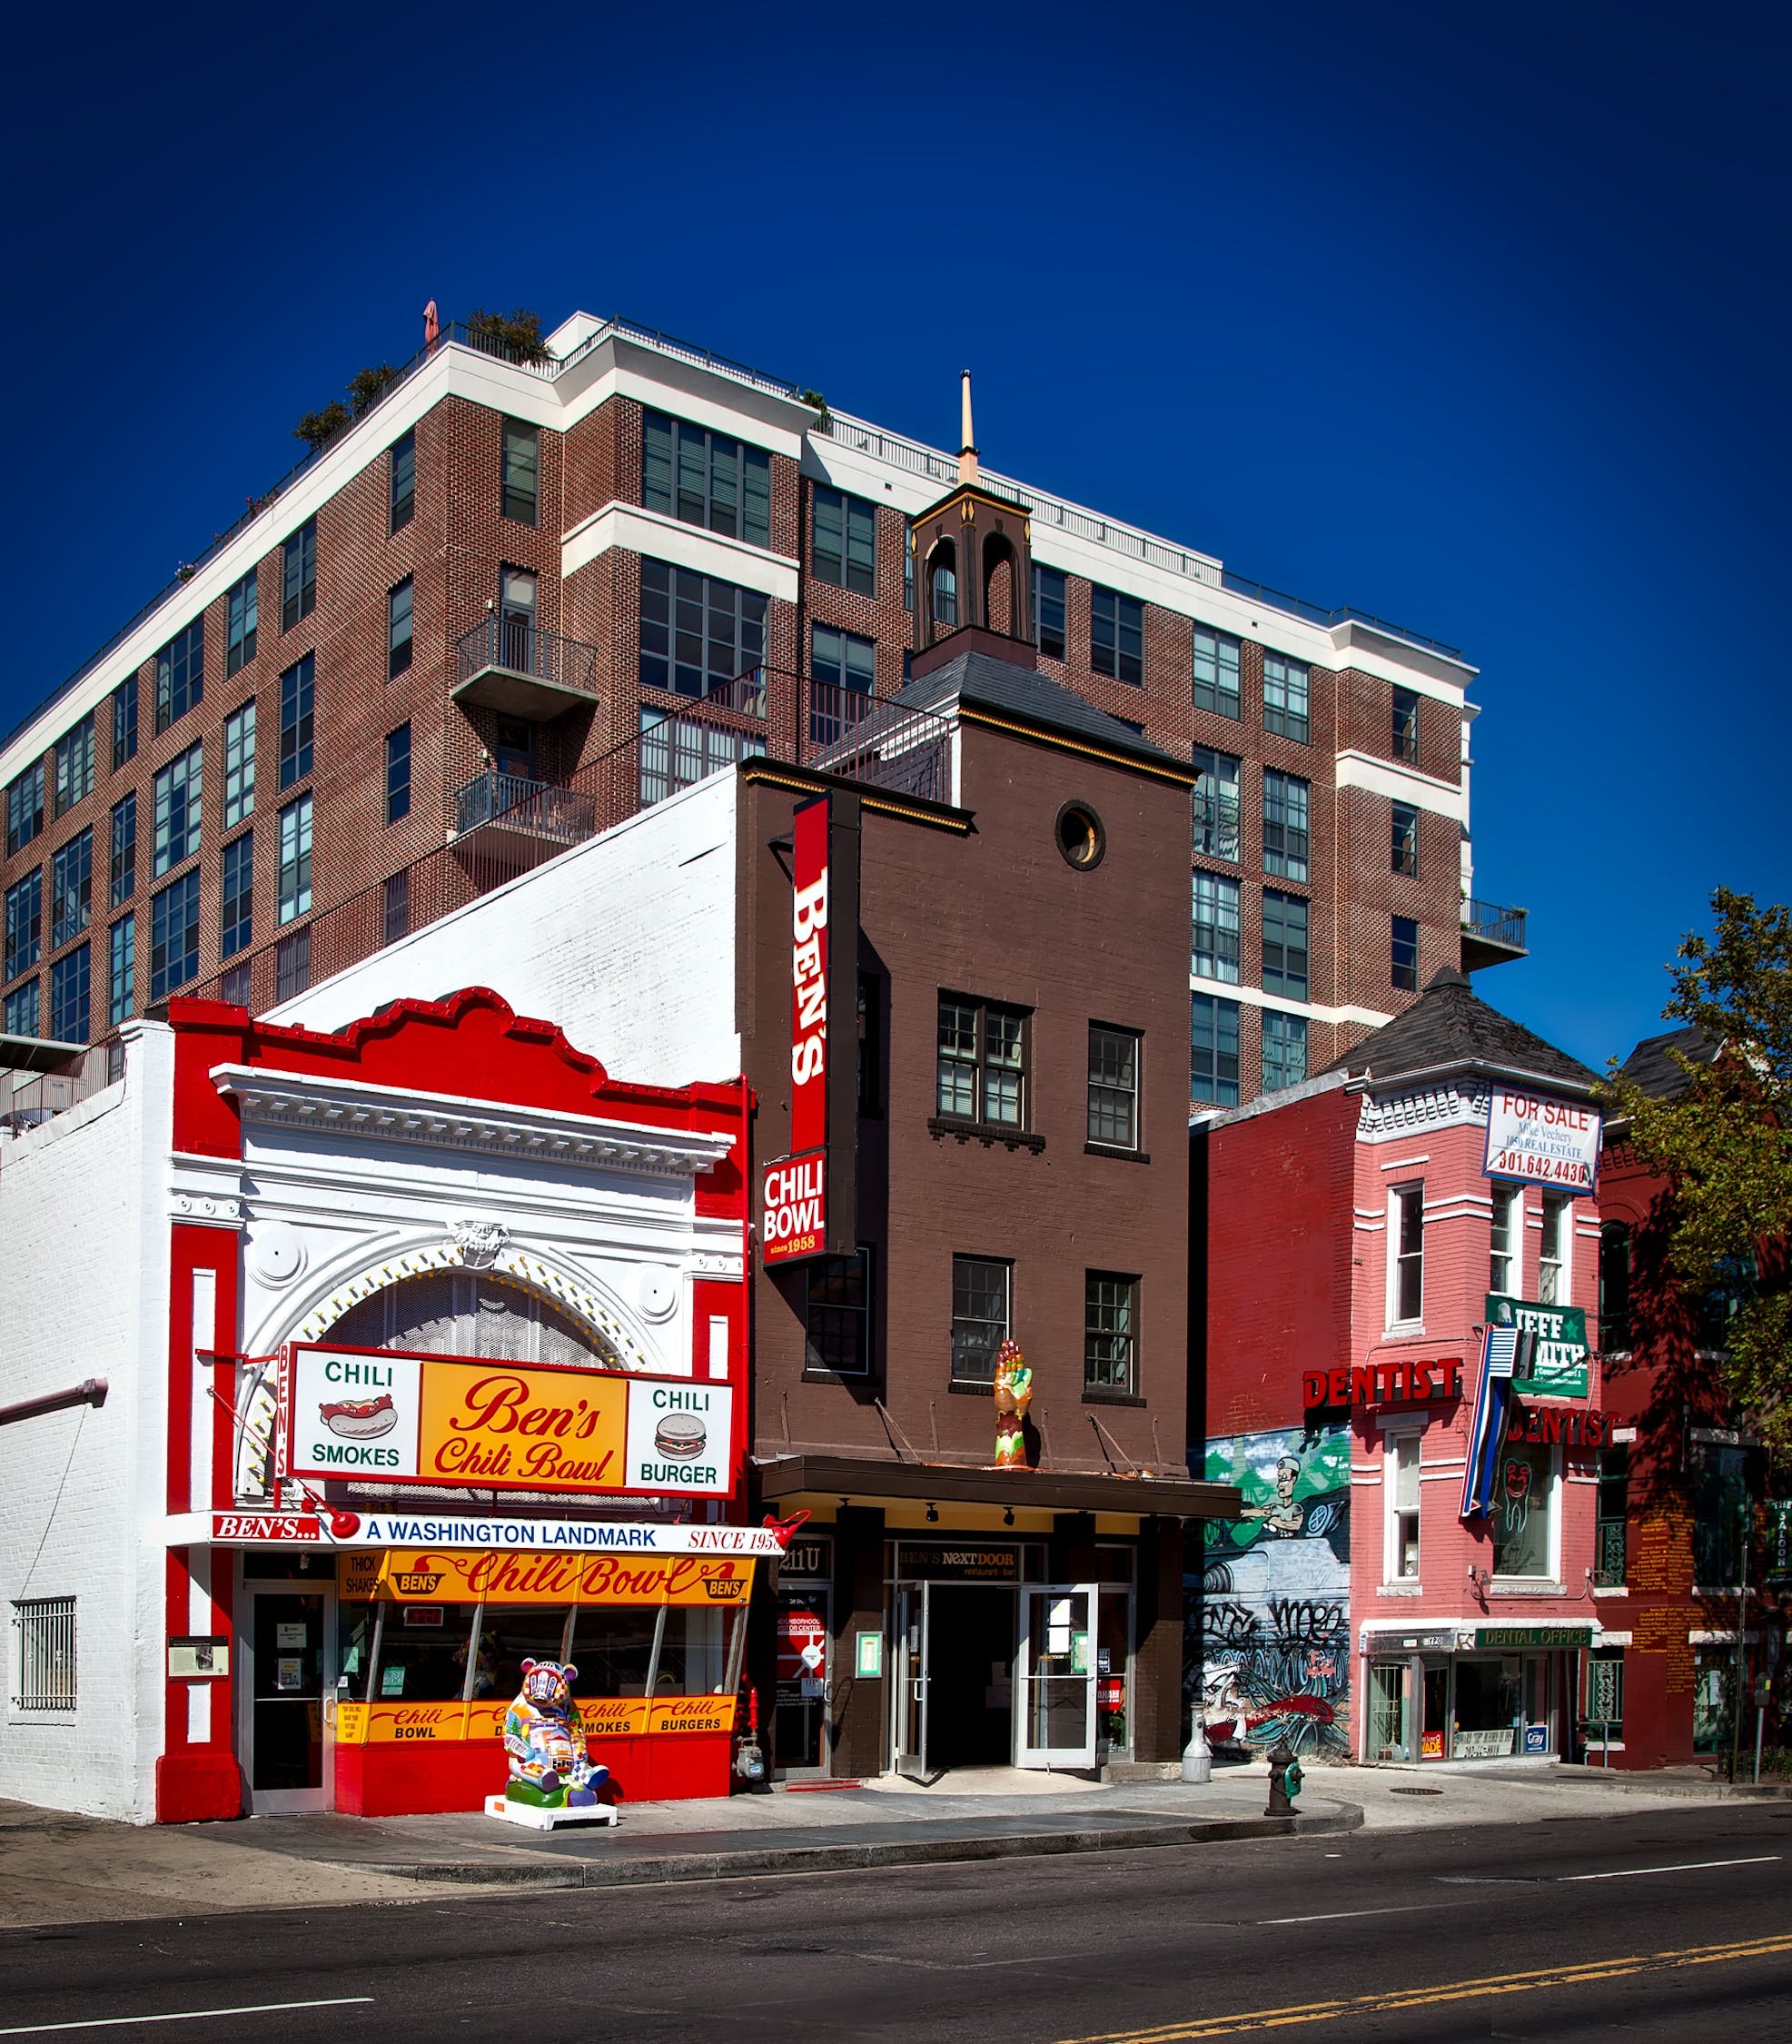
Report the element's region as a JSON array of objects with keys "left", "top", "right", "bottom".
[
  {"left": 390, "top": 429, "right": 416, "bottom": 533},
  {"left": 1090, "top": 586, "right": 1144, "bottom": 685},
  {"left": 152, "top": 744, "right": 202, "bottom": 876},
  {"left": 936, "top": 995, "right": 1028, "bottom": 1128},
  {"left": 221, "top": 833, "right": 253, "bottom": 958},
  {"left": 500, "top": 419, "right": 540, "bottom": 524},
  {"left": 49, "top": 944, "right": 89, "bottom": 1044},
  {"left": 1192, "top": 748, "right": 1242, "bottom": 860},
  {"left": 109, "top": 793, "right": 135, "bottom": 908},
  {"left": 225, "top": 571, "right": 258, "bottom": 676},
  {"left": 812, "top": 487, "right": 876, "bottom": 594},
  {"left": 4, "top": 977, "right": 39, "bottom": 1037},
  {"left": 1191, "top": 994, "right": 1241, "bottom": 1107},
  {"left": 5, "top": 869, "right": 42, "bottom": 979},
  {"left": 1033, "top": 565, "right": 1066, "bottom": 660},
  {"left": 1262, "top": 888, "right": 1309, "bottom": 997},
  {"left": 1391, "top": 801, "right": 1419, "bottom": 877},
  {"left": 1599, "top": 1220, "right": 1632, "bottom": 1352},
  {"left": 50, "top": 830, "right": 91, "bottom": 948},
  {"left": 811, "top": 624, "right": 875, "bottom": 696},
  {"left": 282, "top": 520, "right": 317, "bottom": 630},
  {"left": 223, "top": 701, "right": 256, "bottom": 828},
  {"left": 1595, "top": 1444, "right": 1629, "bottom": 1587},
  {"left": 1391, "top": 1182, "right": 1424, "bottom": 1324},
  {"left": 155, "top": 619, "right": 204, "bottom": 731},
  {"left": 1193, "top": 626, "right": 1243, "bottom": 719},
  {"left": 638, "top": 706, "right": 762, "bottom": 808},
  {"left": 1387, "top": 1433, "right": 1421, "bottom": 1581},
  {"left": 111, "top": 679, "right": 138, "bottom": 770},
  {"left": 641, "top": 410, "right": 770, "bottom": 548},
  {"left": 278, "top": 795, "right": 312, "bottom": 924},
  {"left": 1191, "top": 871, "right": 1243, "bottom": 985},
  {"left": 1492, "top": 1438, "right": 1556, "bottom": 1578},
  {"left": 1587, "top": 1648, "right": 1624, "bottom": 1741},
  {"left": 1084, "top": 1273, "right": 1139, "bottom": 1393},
  {"left": 10, "top": 1596, "right": 75, "bottom": 1713},
  {"left": 1539, "top": 1191, "right": 1569, "bottom": 1305},
  {"left": 903, "top": 523, "right": 915, "bottom": 612},
  {"left": 1391, "top": 686, "right": 1420, "bottom": 763},
  {"left": 928, "top": 549, "right": 957, "bottom": 627},
  {"left": 805, "top": 1250, "right": 873, "bottom": 1376},
  {"left": 219, "top": 961, "right": 250, "bottom": 1007},
  {"left": 54, "top": 717, "right": 94, "bottom": 816},
  {"left": 108, "top": 915, "right": 134, "bottom": 1027},
  {"left": 382, "top": 870, "right": 410, "bottom": 947},
  {"left": 149, "top": 870, "right": 201, "bottom": 1001},
  {"left": 951, "top": 1255, "right": 1012, "bottom": 1384},
  {"left": 275, "top": 926, "right": 311, "bottom": 1001},
  {"left": 279, "top": 655, "right": 314, "bottom": 790},
  {"left": 385, "top": 724, "right": 411, "bottom": 825},
  {"left": 639, "top": 559, "right": 767, "bottom": 697},
  {"left": 387, "top": 578, "right": 414, "bottom": 680},
  {"left": 6, "top": 761, "right": 45, "bottom": 856},
  {"left": 1261, "top": 1009, "right": 1308, "bottom": 1092},
  {"left": 1391, "top": 915, "right": 1420, "bottom": 992},
  {"left": 1262, "top": 651, "right": 1310, "bottom": 742},
  {"left": 1262, "top": 770, "right": 1310, "bottom": 881},
  {"left": 1087, "top": 1025, "right": 1140, "bottom": 1149},
  {"left": 1490, "top": 1186, "right": 1520, "bottom": 1295}
]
